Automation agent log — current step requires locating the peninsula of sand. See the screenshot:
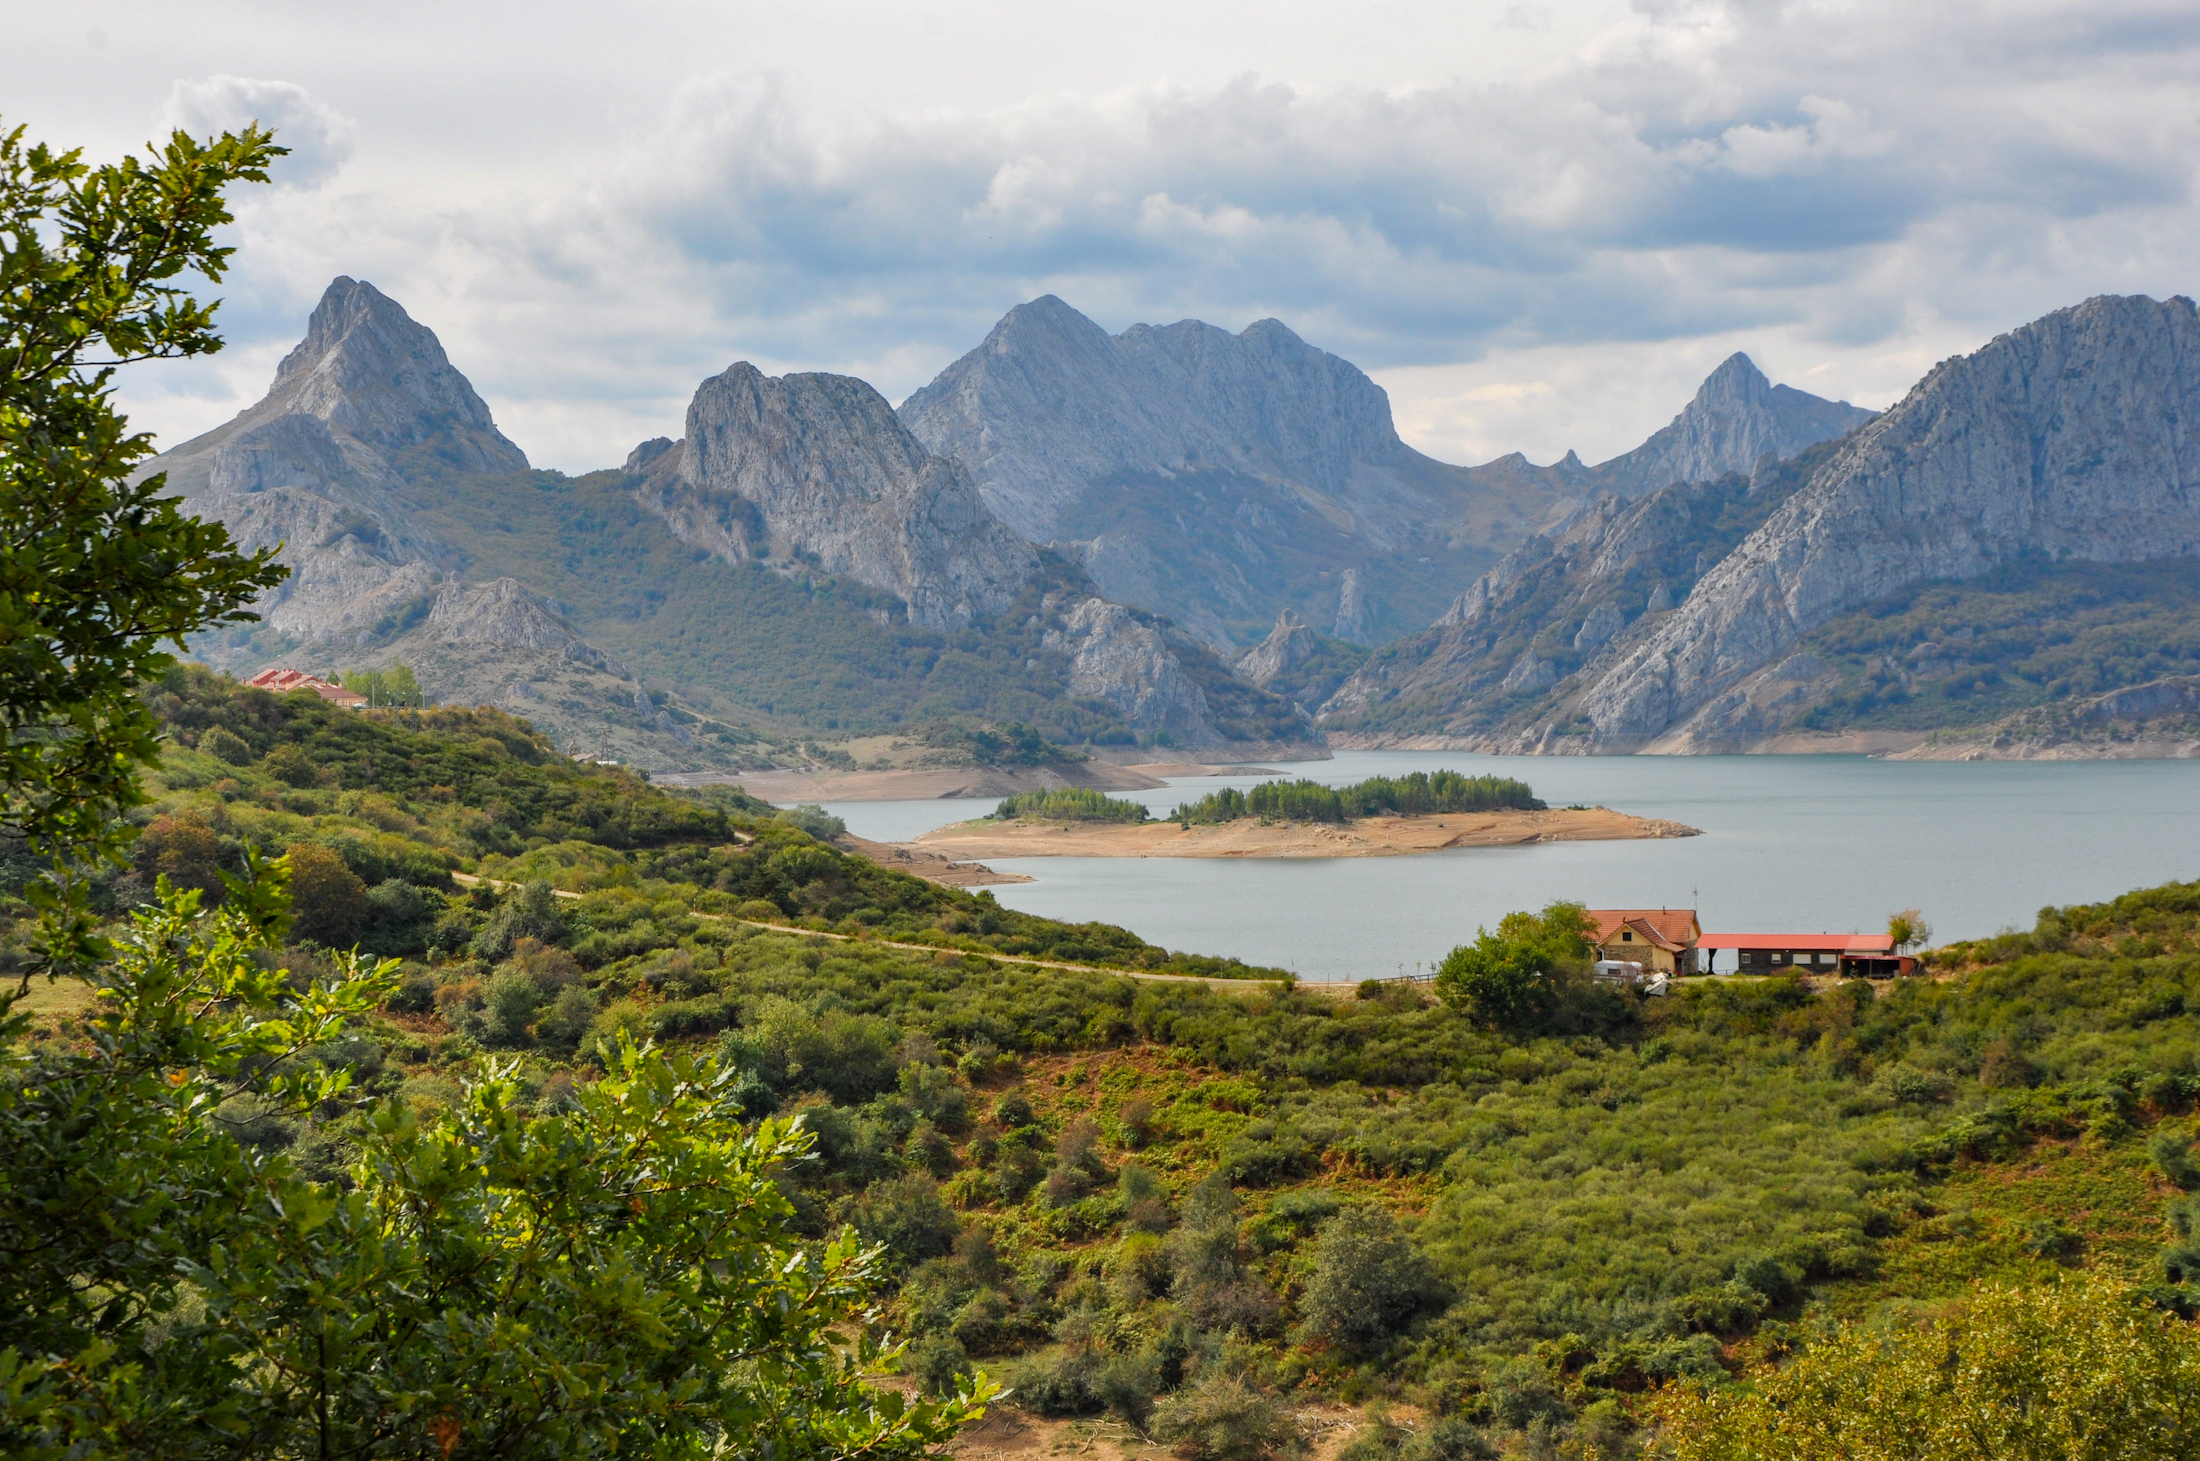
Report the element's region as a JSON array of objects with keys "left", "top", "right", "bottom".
[{"left": 907, "top": 806, "right": 1701, "bottom": 860}]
